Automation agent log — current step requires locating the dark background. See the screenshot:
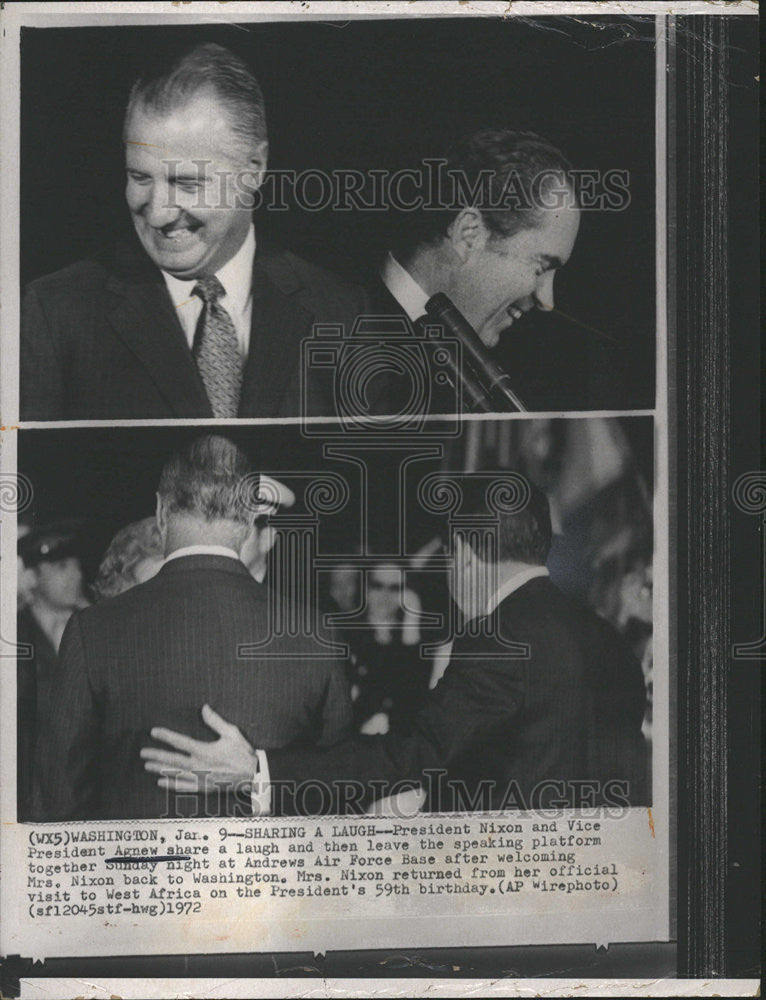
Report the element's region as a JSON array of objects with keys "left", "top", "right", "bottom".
[
  {"left": 671, "top": 13, "right": 761, "bottom": 983},
  {"left": 18, "top": 417, "right": 654, "bottom": 595},
  {"left": 19, "top": 426, "right": 366, "bottom": 582},
  {"left": 20, "top": 16, "right": 657, "bottom": 409},
  {"left": 710, "top": 15, "right": 760, "bottom": 982},
  {"left": 18, "top": 424, "right": 453, "bottom": 584}
]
